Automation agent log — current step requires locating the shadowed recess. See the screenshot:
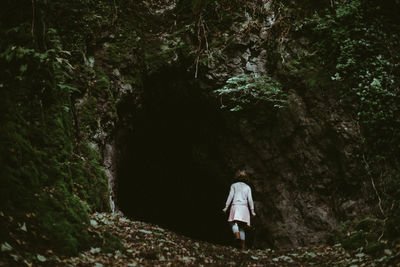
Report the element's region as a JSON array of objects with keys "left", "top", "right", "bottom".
[{"left": 115, "top": 68, "right": 236, "bottom": 245}]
